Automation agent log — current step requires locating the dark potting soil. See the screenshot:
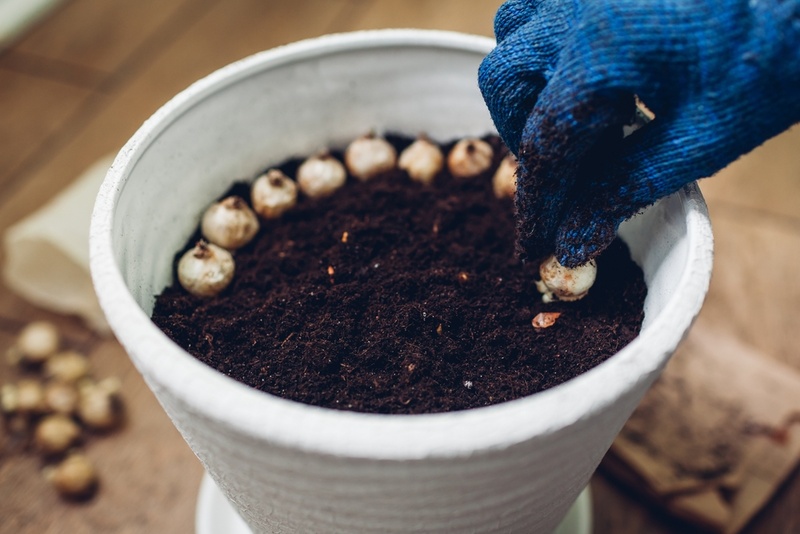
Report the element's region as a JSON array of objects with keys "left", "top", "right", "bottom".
[{"left": 151, "top": 135, "right": 647, "bottom": 415}]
